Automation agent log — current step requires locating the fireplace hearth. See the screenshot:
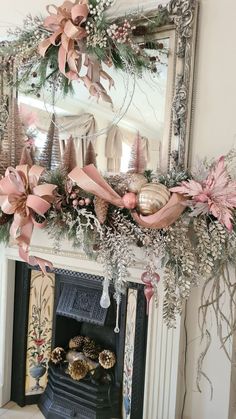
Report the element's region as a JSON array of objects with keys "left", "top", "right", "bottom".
[{"left": 11, "top": 263, "right": 148, "bottom": 419}]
